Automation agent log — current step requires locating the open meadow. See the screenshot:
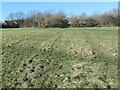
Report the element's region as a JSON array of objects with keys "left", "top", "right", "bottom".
[{"left": 1, "top": 27, "right": 118, "bottom": 88}]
